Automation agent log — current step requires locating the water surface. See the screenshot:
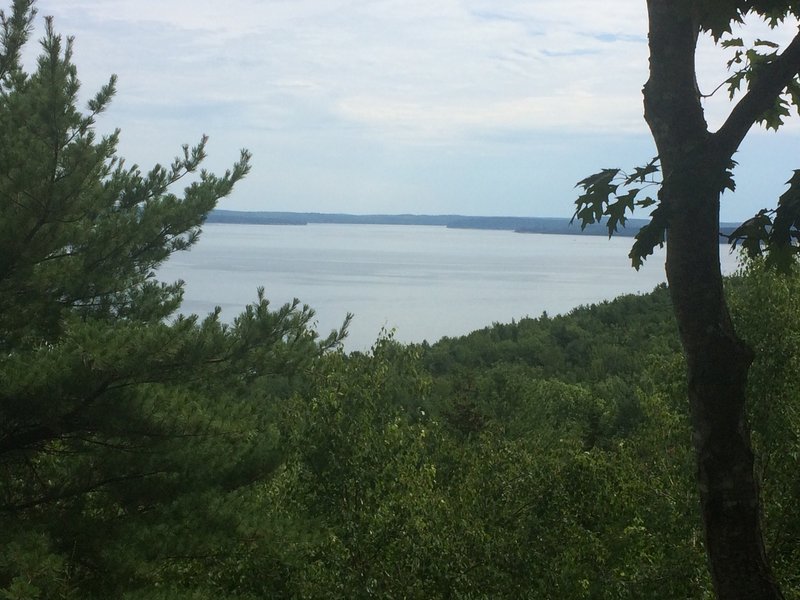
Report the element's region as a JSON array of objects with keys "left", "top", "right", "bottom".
[{"left": 158, "top": 223, "right": 740, "bottom": 351}]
